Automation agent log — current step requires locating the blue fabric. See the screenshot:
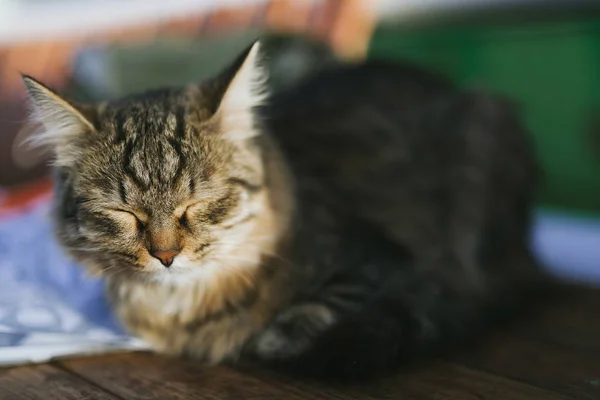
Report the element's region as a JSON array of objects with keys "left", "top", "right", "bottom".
[
  {"left": 533, "top": 209, "right": 600, "bottom": 284},
  {"left": 0, "top": 204, "right": 124, "bottom": 336}
]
